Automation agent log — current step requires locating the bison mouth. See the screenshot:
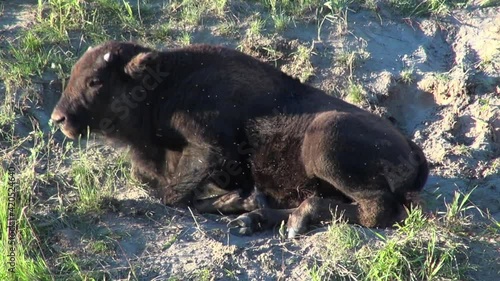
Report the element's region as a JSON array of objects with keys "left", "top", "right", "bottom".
[
  {"left": 58, "top": 124, "right": 88, "bottom": 140},
  {"left": 50, "top": 114, "right": 89, "bottom": 140}
]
